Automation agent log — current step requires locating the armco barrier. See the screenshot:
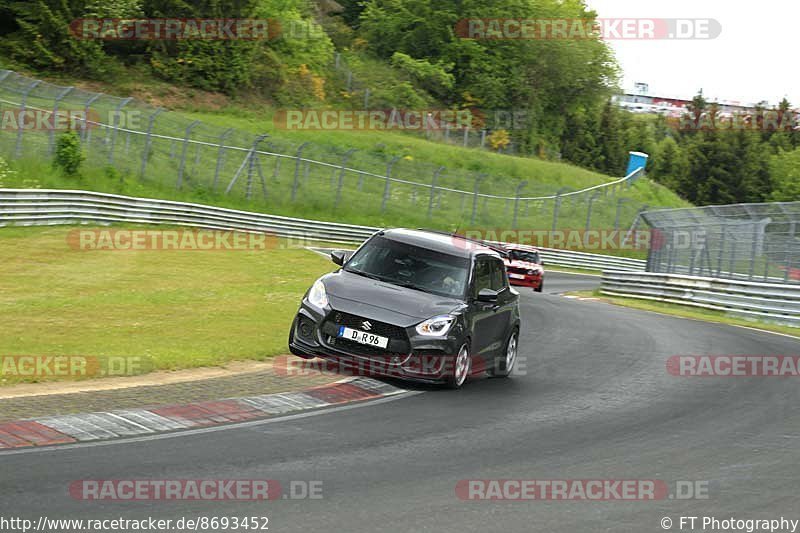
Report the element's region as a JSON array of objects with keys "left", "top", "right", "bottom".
[
  {"left": 601, "top": 270, "right": 800, "bottom": 326},
  {"left": 0, "top": 188, "right": 645, "bottom": 271}
]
